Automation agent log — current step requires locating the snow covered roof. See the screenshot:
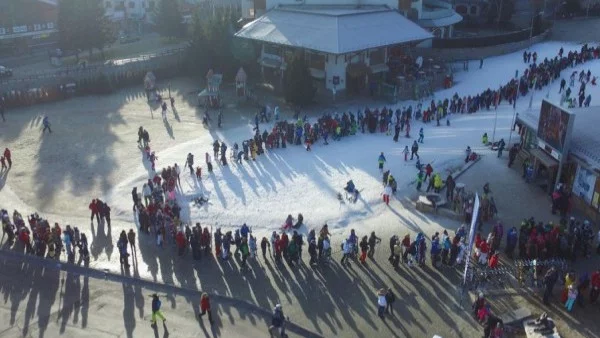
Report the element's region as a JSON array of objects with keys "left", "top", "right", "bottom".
[
  {"left": 418, "top": 11, "right": 463, "bottom": 28},
  {"left": 235, "top": 5, "right": 433, "bottom": 54},
  {"left": 518, "top": 105, "right": 600, "bottom": 170}
]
